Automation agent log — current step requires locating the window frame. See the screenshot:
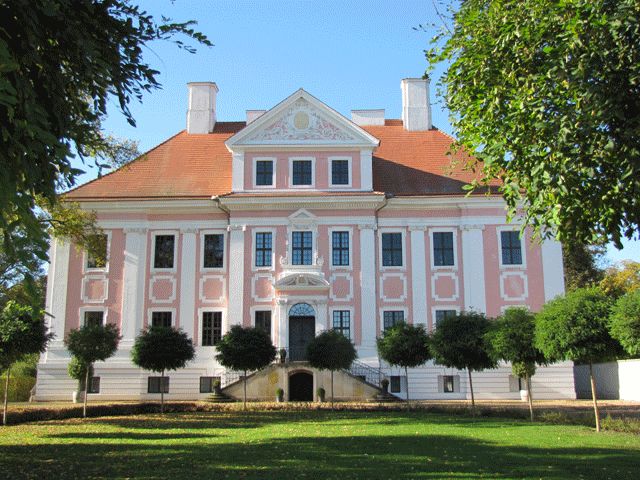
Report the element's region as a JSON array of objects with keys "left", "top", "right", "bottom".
[
  {"left": 151, "top": 231, "right": 178, "bottom": 273},
  {"left": 431, "top": 306, "right": 460, "bottom": 331},
  {"left": 148, "top": 308, "right": 175, "bottom": 329},
  {"left": 200, "top": 230, "right": 226, "bottom": 271},
  {"left": 430, "top": 229, "right": 457, "bottom": 269},
  {"left": 291, "top": 230, "right": 313, "bottom": 266},
  {"left": 328, "top": 156, "right": 352, "bottom": 188},
  {"left": 79, "top": 307, "right": 108, "bottom": 328},
  {"left": 198, "top": 308, "right": 225, "bottom": 347},
  {"left": 252, "top": 229, "right": 275, "bottom": 271},
  {"left": 201, "top": 310, "right": 223, "bottom": 347},
  {"left": 443, "top": 375, "right": 456, "bottom": 393},
  {"left": 83, "top": 231, "right": 111, "bottom": 273},
  {"left": 87, "top": 376, "right": 101, "bottom": 394},
  {"left": 254, "top": 310, "right": 273, "bottom": 339},
  {"left": 289, "top": 157, "right": 315, "bottom": 188},
  {"left": 382, "top": 309, "right": 406, "bottom": 331},
  {"left": 497, "top": 227, "right": 527, "bottom": 268},
  {"left": 330, "top": 228, "right": 352, "bottom": 269},
  {"left": 379, "top": 230, "right": 405, "bottom": 269},
  {"left": 199, "top": 376, "right": 221, "bottom": 394},
  {"left": 331, "top": 309, "right": 352, "bottom": 340},
  {"left": 147, "top": 376, "right": 170, "bottom": 394},
  {"left": 253, "top": 157, "right": 276, "bottom": 188}
]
